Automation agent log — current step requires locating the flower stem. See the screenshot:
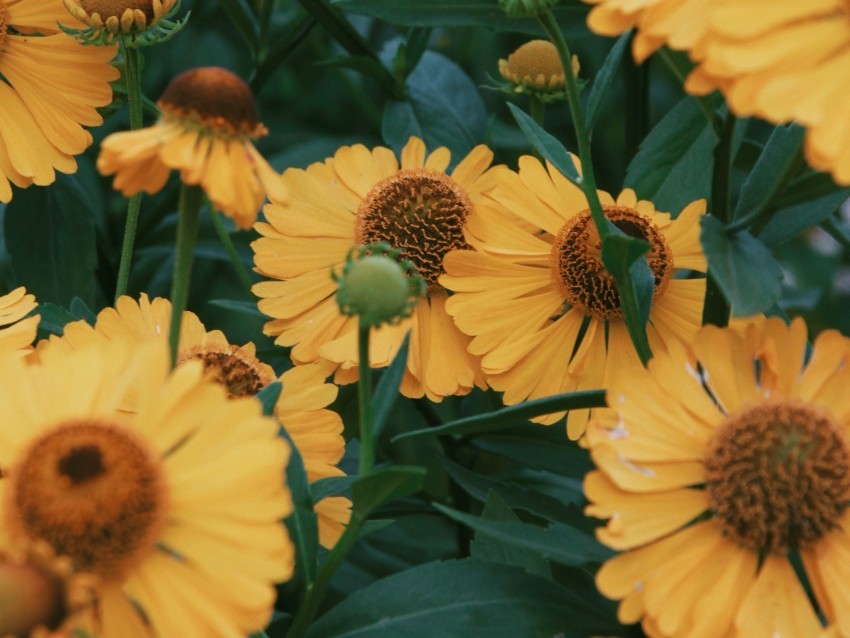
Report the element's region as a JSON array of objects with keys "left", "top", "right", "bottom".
[
  {"left": 357, "top": 321, "right": 375, "bottom": 476},
  {"left": 114, "top": 41, "right": 145, "bottom": 302},
  {"left": 210, "top": 208, "right": 253, "bottom": 293},
  {"left": 538, "top": 10, "right": 652, "bottom": 365},
  {"left": 529, "top": 94, "right": 545, "bottom": 127},
  {"left": 702, "top": 112, "right": 737, "bottom": 327},
  {"left": 168, "top": 185, "right": 203, "bottom": 367}
]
